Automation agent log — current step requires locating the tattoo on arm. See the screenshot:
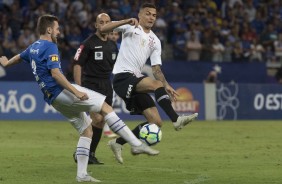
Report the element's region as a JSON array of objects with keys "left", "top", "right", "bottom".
[{"left": 152, "top": 65, "right": 168, "bottom": 86}]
